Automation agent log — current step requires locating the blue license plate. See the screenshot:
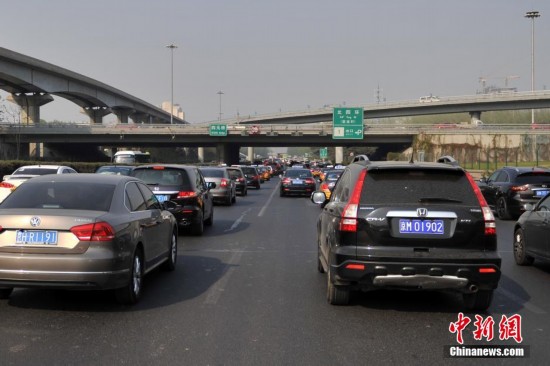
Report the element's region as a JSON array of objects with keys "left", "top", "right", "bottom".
[
  {"left": 16, "top": 230, "right": 58, "bottom": 245},
  {"left": 155, "top": 194, "right": 170, "bottom": 202},
  {"left": 535, "top": 190, "right": 549, "bottom": 197},
  {"left": 399, "top": 219, "right": 444, "bottom": 235},
  {"left": 292, "top": 179, "right": 303, "bottom": 185}
]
